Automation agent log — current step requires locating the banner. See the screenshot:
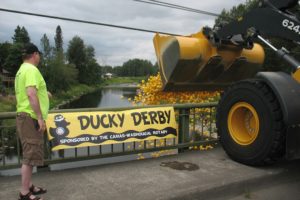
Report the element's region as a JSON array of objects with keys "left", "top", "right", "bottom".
[{"left": 46, "top": 107, "right": 177, "bottom": 151}]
